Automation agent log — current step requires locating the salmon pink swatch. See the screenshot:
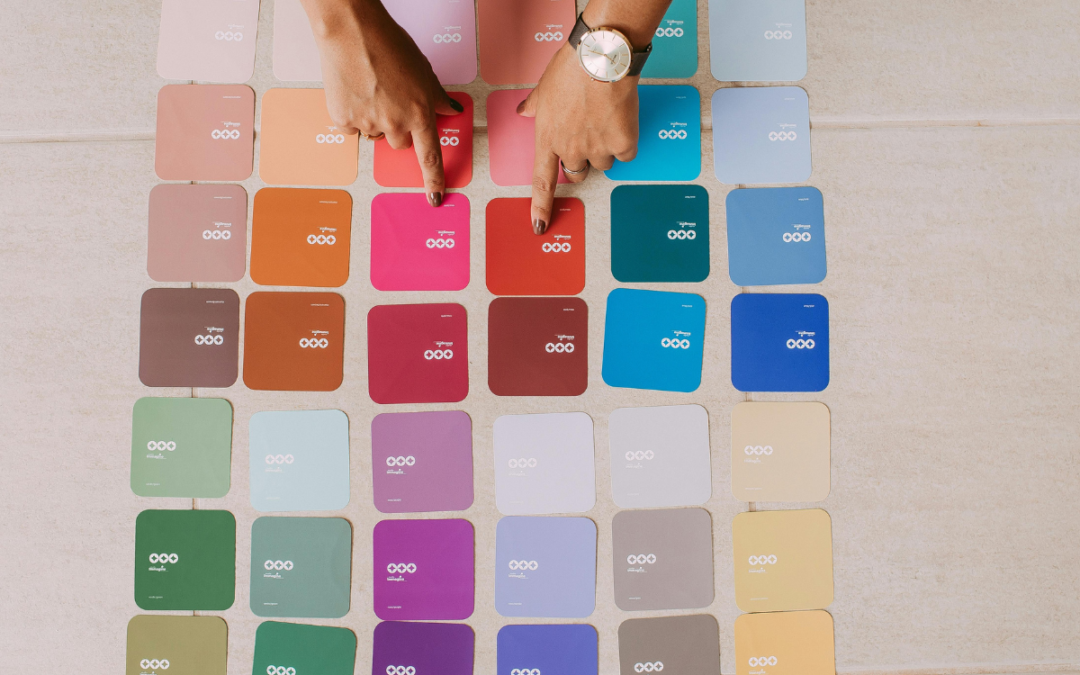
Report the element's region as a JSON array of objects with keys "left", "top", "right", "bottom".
[
  {"left": 260, "top": 88, "right": 359, "bottom": 186},
  {"left": 374, "top": 92, "right": 473, "bottom": 188},
  {"left": 488, "top": 297, "right": 588, "bottom": 396},
  {"left": 371, "top": 193, "right": 470, "bottom": 291},
  {"left": 147, "top": 184, "right": 247, "bottom": 283},
  {"left": 243, "top": 292, "right": 345, "bottom": 391},
  {"left": 371, "top": 411, "right": 474, "bottom": 513},
  {"left": 157, "top": 0, "right": 260, "bottom": 83},
  {"left": 478, "top": 0, "right": 576, "bottom": 84},
  {"left": 155, "top": 84, "right": 254, "bottom": 181},
  {"left": 368, "top": 304, "right": 469, "bottom": 404},
  {"left": 486, "top": 89, "right": 569, "bottom": 187},
  {"left": 373, "top": 519, "right": 475, "bottom": 620},
  {"left": 251, "top": 188, "right": 352, "bottom": 287},
  {"left": 486, "top": 198, "right": 584, "bottom": 296}
]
